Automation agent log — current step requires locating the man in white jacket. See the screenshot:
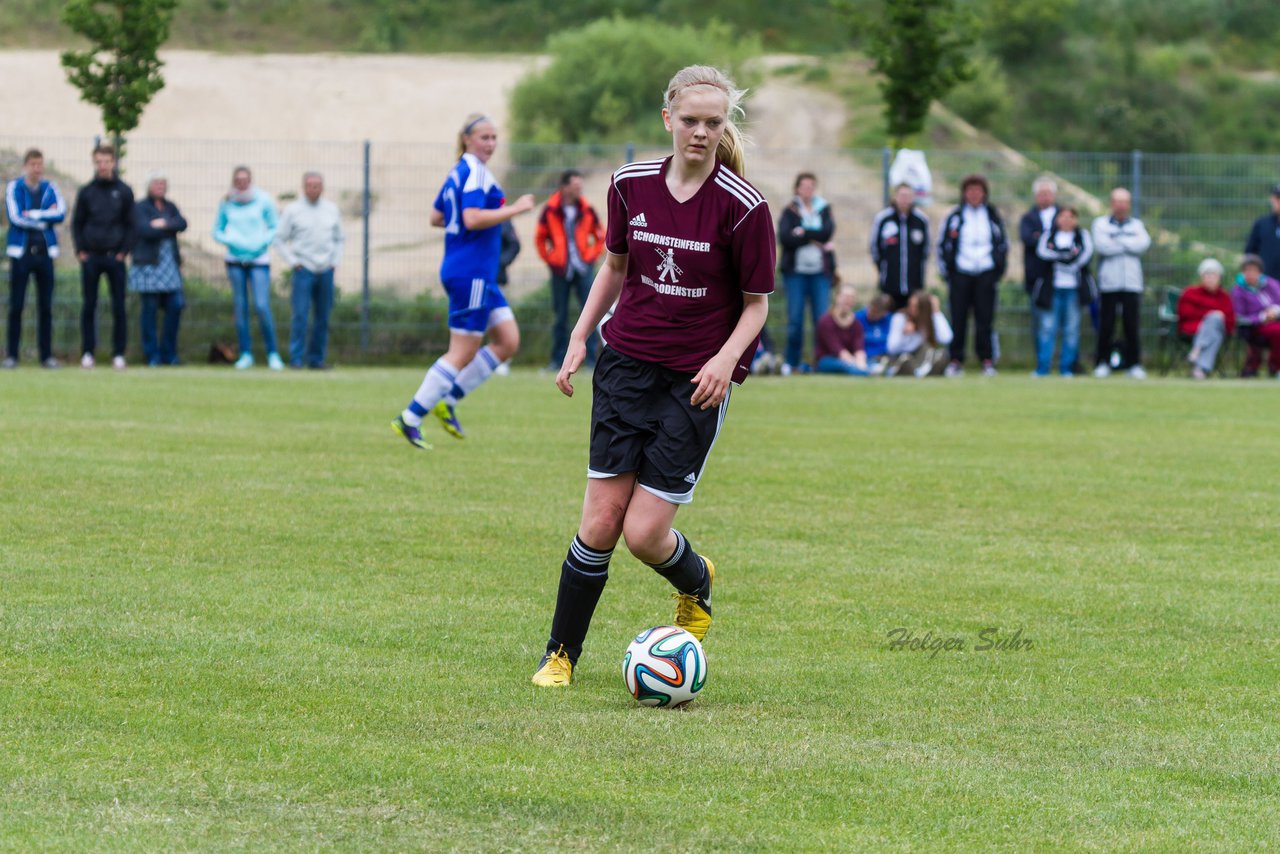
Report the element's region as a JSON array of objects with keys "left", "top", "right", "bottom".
[
  {"left": 1091, "top": 188, "right": 1151, "bottom": 378},
  {"left": 277, "top": 171, "right": 344, "bottom": 369}
]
